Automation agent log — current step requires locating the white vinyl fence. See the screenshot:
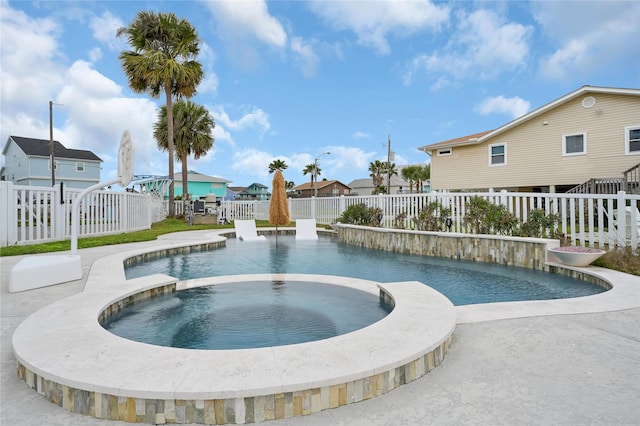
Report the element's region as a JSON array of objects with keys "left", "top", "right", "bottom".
[
  {"left": 0, "top": 181, "right": 152, "bottom": 247},
  {"left": 218, "top": 190, "right": 639, "bottom": 251},
  {"left": 2, "top": 180, "right": 638, "bottom": 251}
]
